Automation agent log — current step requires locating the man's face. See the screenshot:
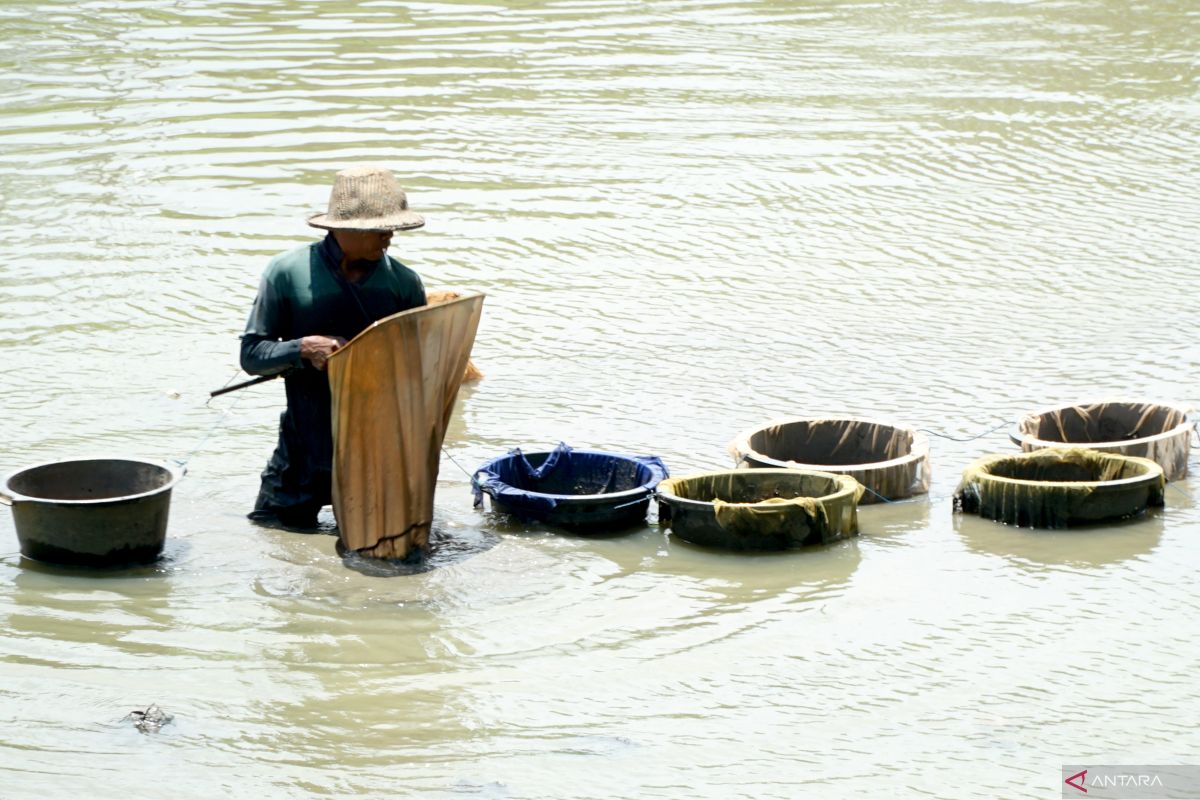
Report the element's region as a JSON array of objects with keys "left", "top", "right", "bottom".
[{"left": 334, "top": 229, "right": 393, "bottom": 262}]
